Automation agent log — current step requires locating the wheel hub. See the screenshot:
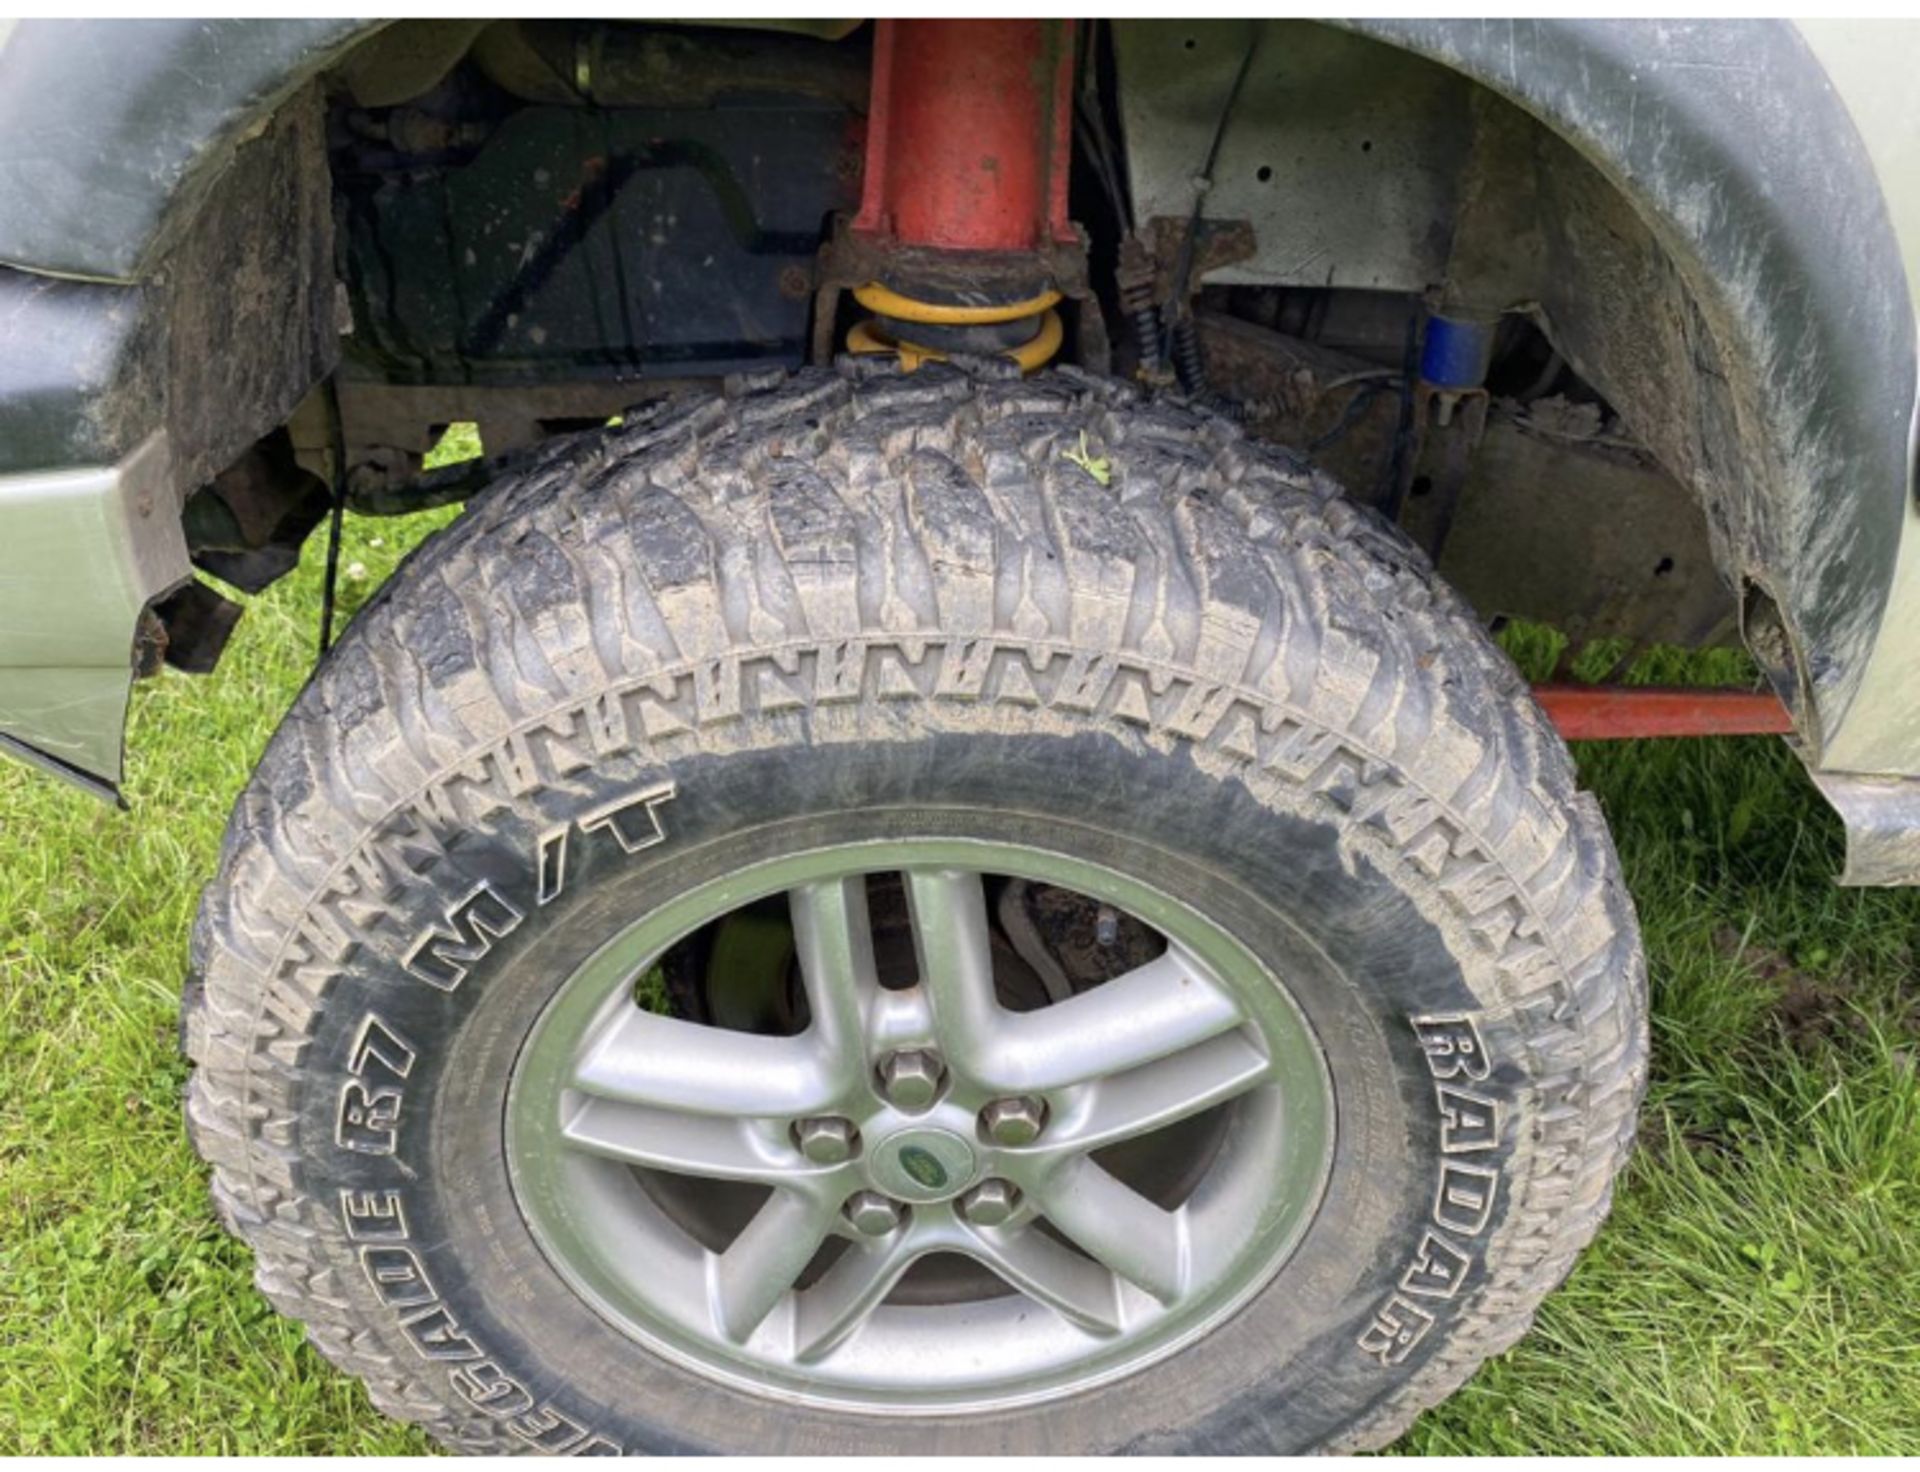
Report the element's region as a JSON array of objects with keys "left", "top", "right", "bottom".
[{"left": 866, "top": 1123, "right": 978, "bottom": 1203}]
